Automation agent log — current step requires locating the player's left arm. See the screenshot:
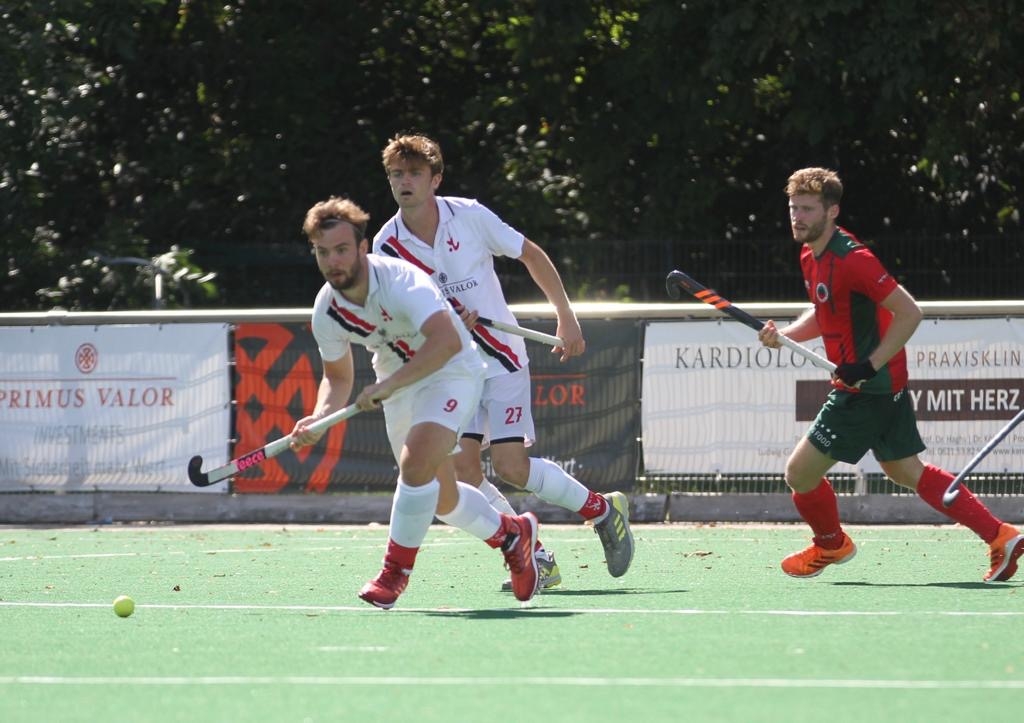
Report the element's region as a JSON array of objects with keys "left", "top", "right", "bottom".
[
  {"left": 866, "top": 284, "right": 923, "bottom": 370},
  {"left": 833, "top": 249, "right": 925, "bottom": 388},
  {"left": 833, "top": 282, "right": 923, "bottom": 387},
  {"left": 517, "top": 238, "right": 585, "bottom": 361}
]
